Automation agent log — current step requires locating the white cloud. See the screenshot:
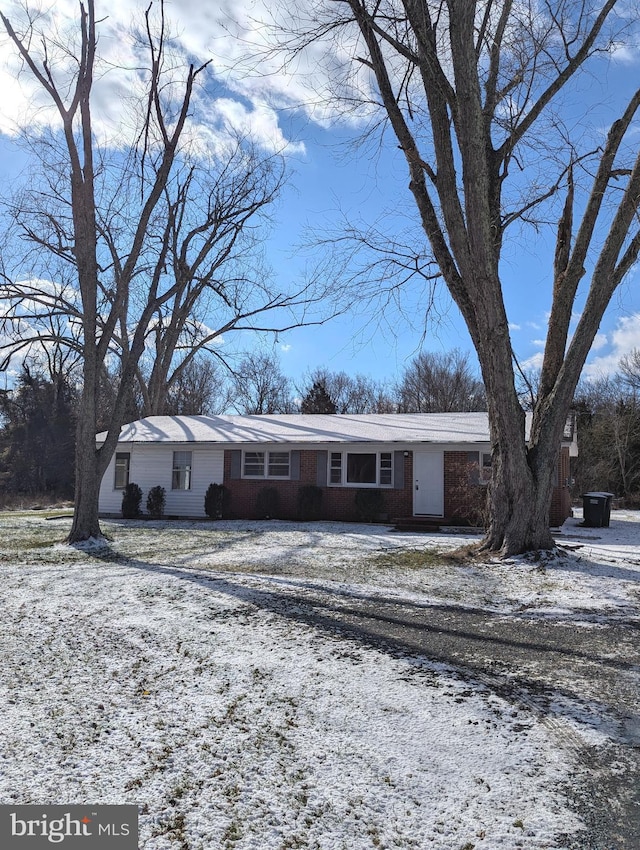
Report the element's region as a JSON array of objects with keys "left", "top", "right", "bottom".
[
  {"left": 591, "top": 332, "right": 608, "bottom": 352},
  {"left": 0, "top": 0, "right": 328, "bottom": 154},
  {"left": 520, "top": 351, "right": 544, "bottom": 371},
  {"left": 280, "top": 343, "right": 292, "bottom": 353},
  {"left": 609, "top": 41, "right": 640, "bottom": 64},
  {"left": 508, "top": 322, "right": 521, "bottom": 332},
  {"left": 583, "top": 313, "right": 640, "bottom": 379}
]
